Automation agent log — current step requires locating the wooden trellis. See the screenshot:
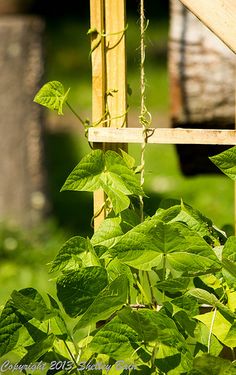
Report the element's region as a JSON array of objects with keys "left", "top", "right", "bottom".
[{"left": 89, "top": 0, "right": 236, "bottom": 230}]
